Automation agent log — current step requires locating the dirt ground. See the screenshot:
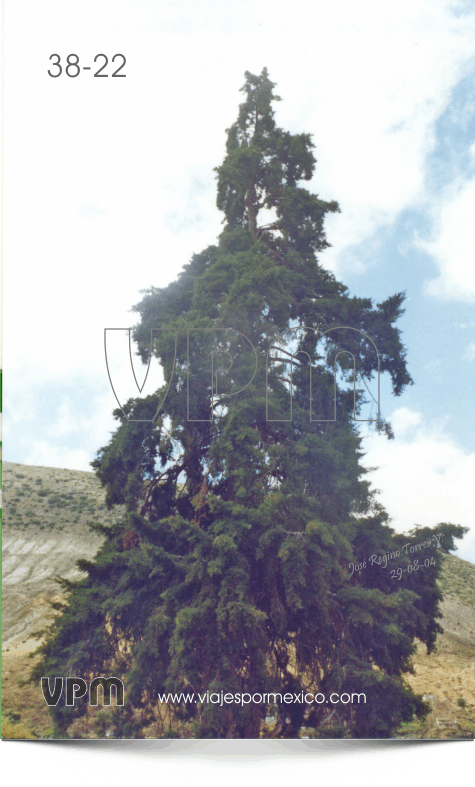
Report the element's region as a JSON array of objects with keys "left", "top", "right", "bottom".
[{"left": 2, "top": 462, "right": 475, "bottom": 739}]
